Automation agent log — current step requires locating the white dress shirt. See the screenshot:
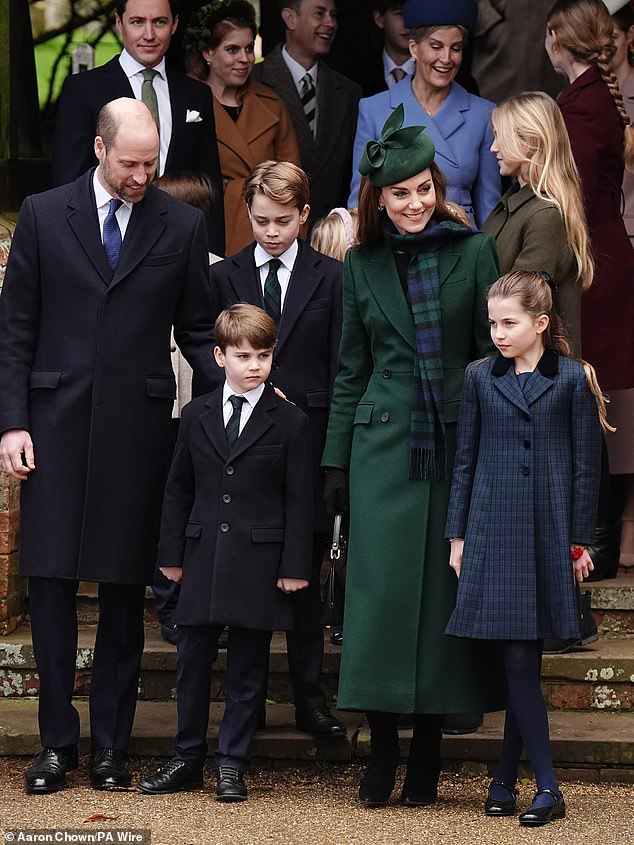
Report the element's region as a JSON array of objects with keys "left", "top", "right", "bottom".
[
  {"left": 119, "top": 50, "right": 172, "bottom": 175},
  {"left": 281, "top": 46, "right": 320, "bottom": 136},
  {"left": 254, "top": 241, "right": 299, "bottom": 311},
  {"left": 93, "top": 170, "right": 133, "bottom": 241},
  {"left": 222, "top": 381, "right": 265, "bottom": 436}
]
